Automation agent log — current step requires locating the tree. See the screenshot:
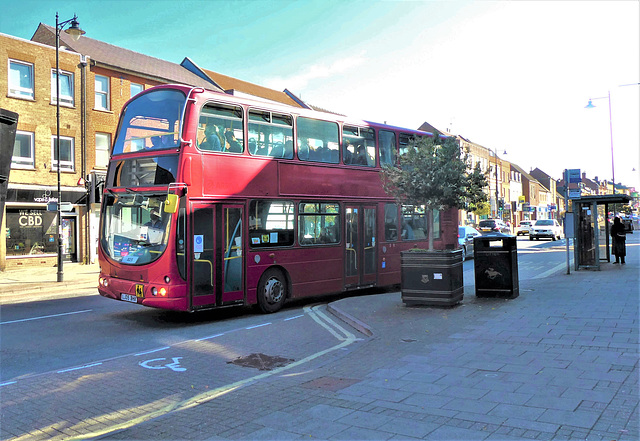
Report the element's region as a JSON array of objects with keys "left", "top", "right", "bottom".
[{"left": 381, "top": 135, "right": 488, "bottom": 250}]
